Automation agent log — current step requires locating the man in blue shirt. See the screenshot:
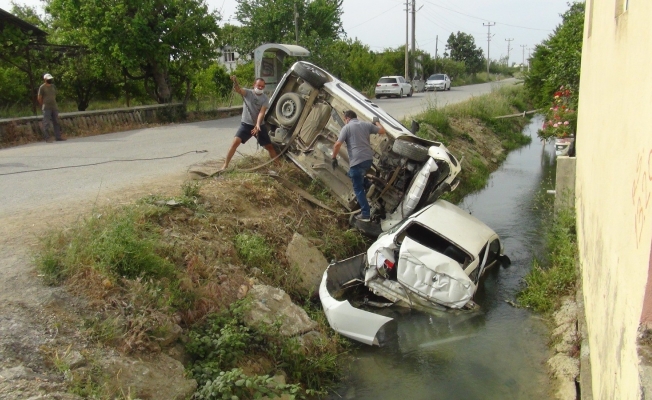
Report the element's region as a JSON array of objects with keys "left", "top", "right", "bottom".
[{"left": 331, "top": 110, "right": 386, "bottom": 222}]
